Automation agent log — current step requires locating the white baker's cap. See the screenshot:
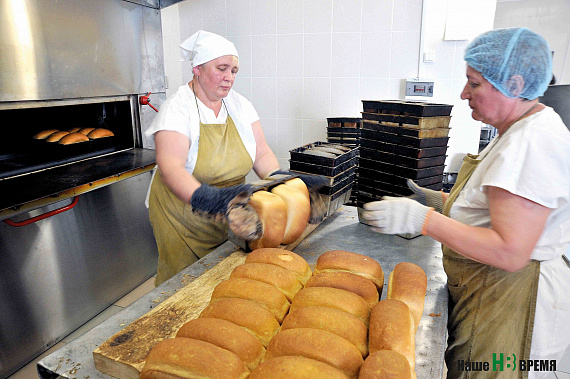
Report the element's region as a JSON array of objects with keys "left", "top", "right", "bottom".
[{"left": 179, "top": 30, "right": 239, "bottom": 67}]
